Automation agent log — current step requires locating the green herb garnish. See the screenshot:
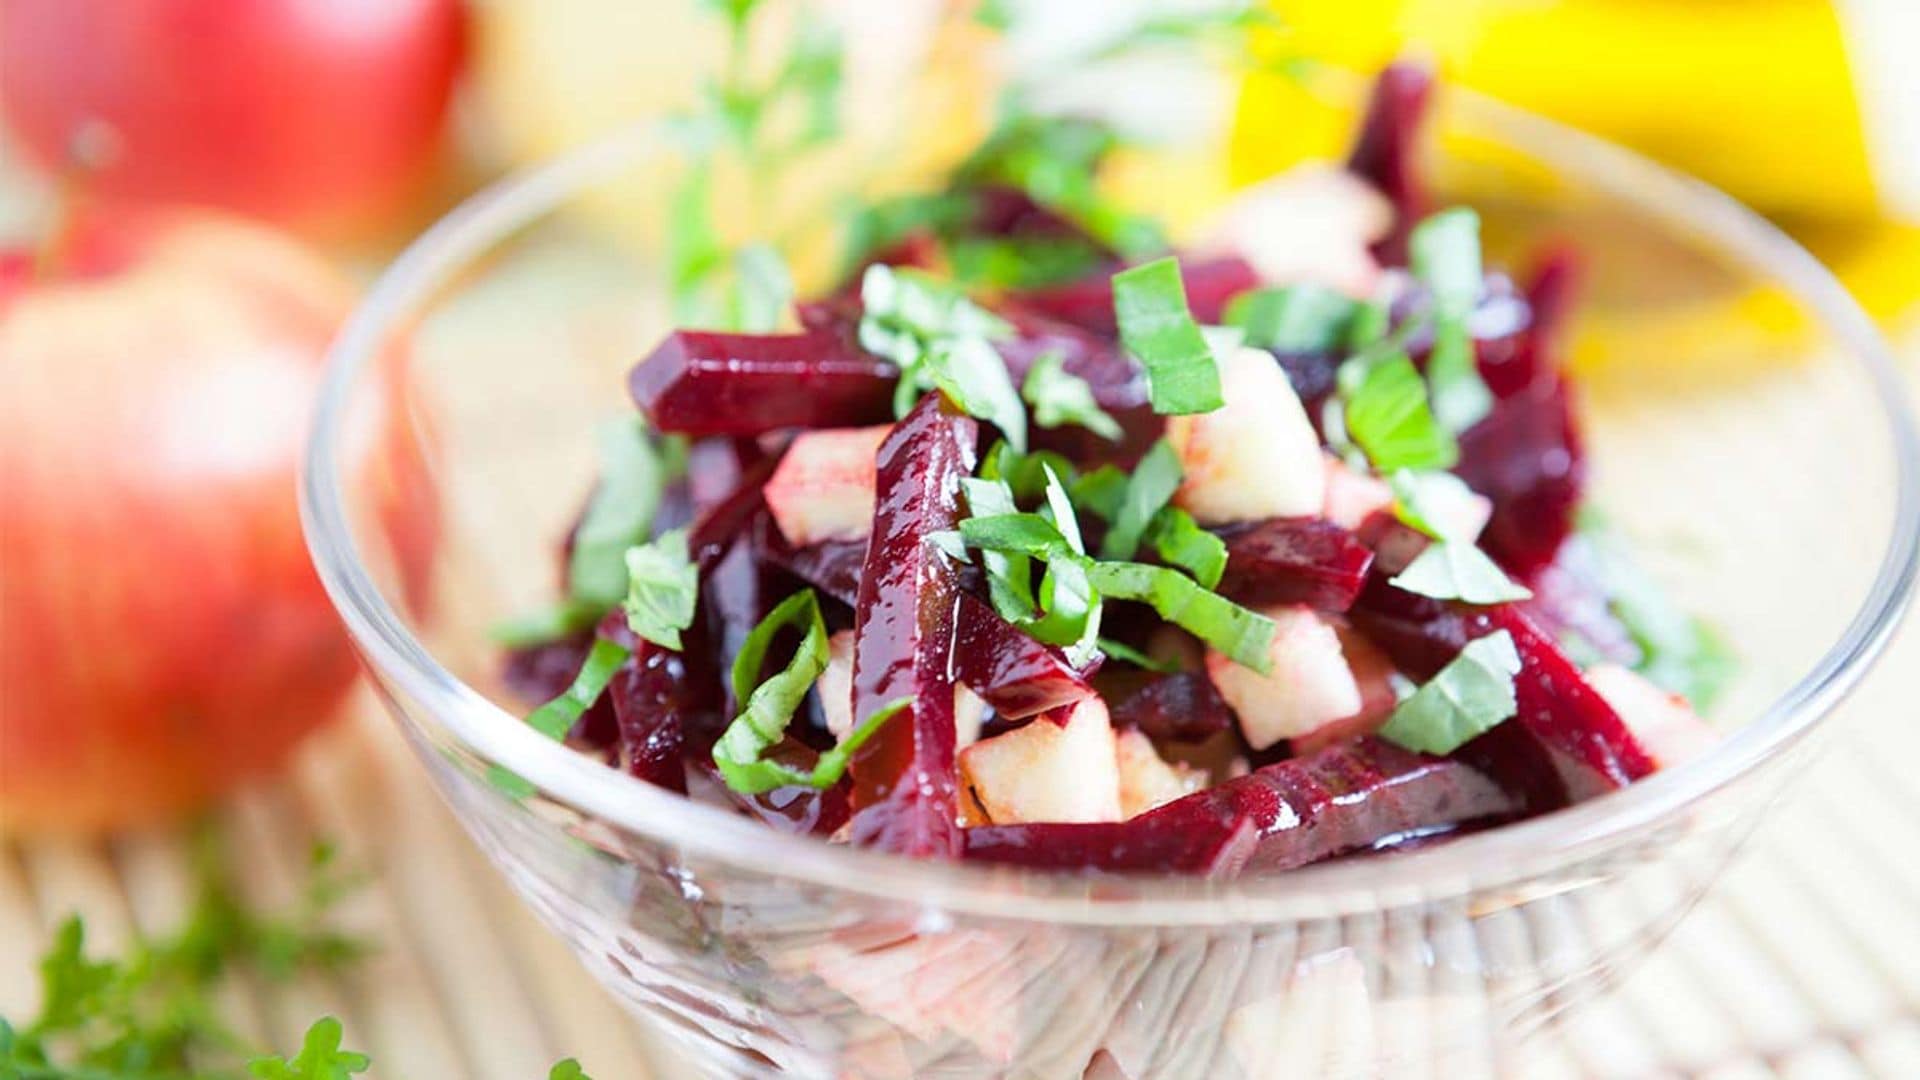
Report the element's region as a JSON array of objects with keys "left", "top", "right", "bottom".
[
  {"left": 858, "top": 265, "right": 1029, "bottom": 450},
  {"left": 710, "top": 589, "right": 909, "bottom": 794},
  {"left": 525, "top": 636, "right": 633, "bottom": 741},
  {"left": 569, "top": 419, "right": 678, "bottom": 610},
  {"left": 1409, "top": 208, "right": 1495, "bottom": 433},
  {"left": 623, "top": 527, "right": 700, "bottom": 650},
  {"left": 1339, "top": 350, "right": 1458, "bottom": 472},
  {"left": 1144, "top": 507, "right": 1228, "bottom": 590},
  {"left": 247, "top": 1017, "right": 369, "bottom": 1080},
  {"left": 1376, "top": 630, "right": 1523, "bottom": 755},
  {"left": 1098, "top": 438, "right": 1183, "bottom": 561},
  {"left": 1113, "top": 257, "right": 1223, "bottom": 415},
  {"left": 1225, "top": 283, "right": 1360, "bottom": 353},
  {"left": 1084, "top": 561, "right": 1273, "bottom": 673},
  {"left": 1579, "top": 511, "right": 1737, "bottom": 709},
  {"left": 2, "top": 830, "right": 368, "bottom": 1080},
  {"left": 1386, "top": 470, "right": 1532, "bottom": 605},
  {"left": 1022, "top": 350, "right": 1123, "bottom": 440}
]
